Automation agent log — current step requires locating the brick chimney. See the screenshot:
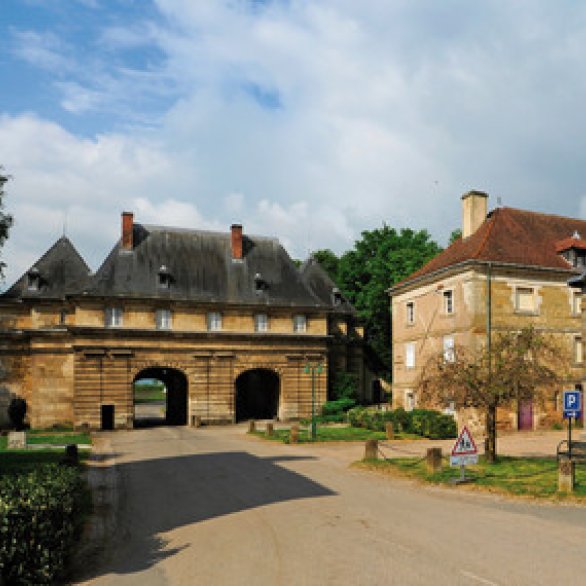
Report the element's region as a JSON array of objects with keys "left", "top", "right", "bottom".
[
  {"left": 231, "top": 224, "right": 243, "bottom": 260},
  {"left": 121, "top": 211, "right": 134, "bottom": 251},
  {"left": 461, "top": 191, "right": 488, "bottom": 239}
]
